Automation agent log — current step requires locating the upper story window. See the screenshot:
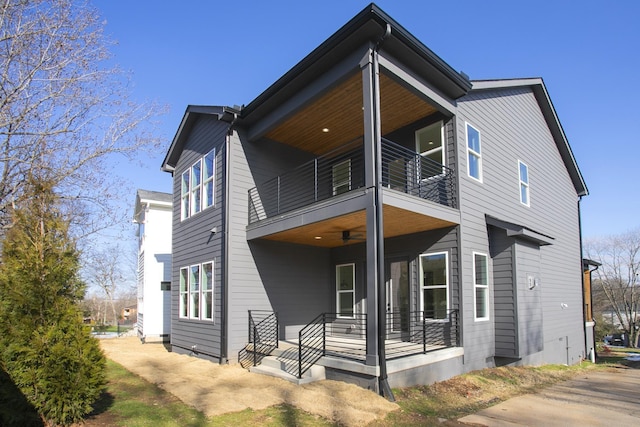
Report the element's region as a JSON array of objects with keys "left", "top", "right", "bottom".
[
  {"left": 332, "top": 159, "right": 352, "bottom": 196},
  {"left": 416, "top": 121, "right": 444, "bottom": 179},
  {"left": 181, "top": 149, "right": 216, "bottom": 221},
  {"left": 519, "top": 160, "right": 529, "bottom": 206},
  {"left": 466, "top": 123, "right": 482, "bottom": 182},
  {"left": 204, "top": 150, "right": 215, "bottom": 208}
]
